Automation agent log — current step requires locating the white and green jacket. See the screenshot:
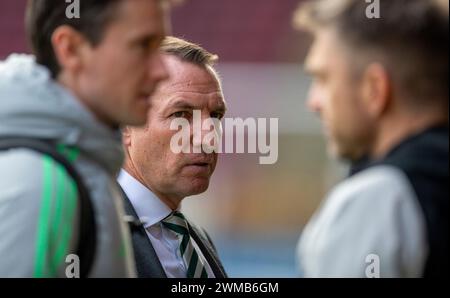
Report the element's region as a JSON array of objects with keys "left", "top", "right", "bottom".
[{"left": 0, "top": 54, "right": 136, "bottom": 277}]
